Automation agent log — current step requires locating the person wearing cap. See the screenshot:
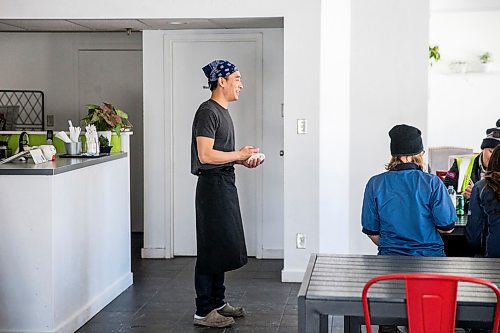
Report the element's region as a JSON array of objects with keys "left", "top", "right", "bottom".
[
  {"left": 361, "top": 124, "right": 457, "bottom": 333},
  {"left": 444, "top": 119, "right": 500, "bottom": 202},
  {"left": 464, "top": 145, "right": 500, "bottom": 333},
  {"left": 466, "top": 145, "right": 500, "bottom": 257},
  {"left": 190, "top": 60, "right": 263, "bottom": 328}
]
